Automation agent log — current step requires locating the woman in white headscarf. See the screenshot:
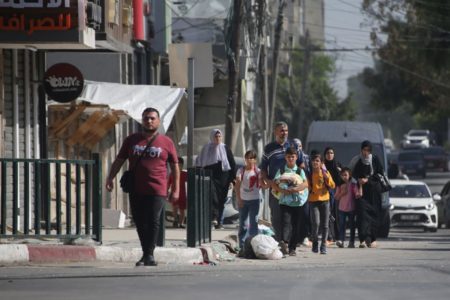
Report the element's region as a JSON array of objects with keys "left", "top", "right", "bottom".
[{"left": 196, "top": 129, "right": 236, "bottom": 229}]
